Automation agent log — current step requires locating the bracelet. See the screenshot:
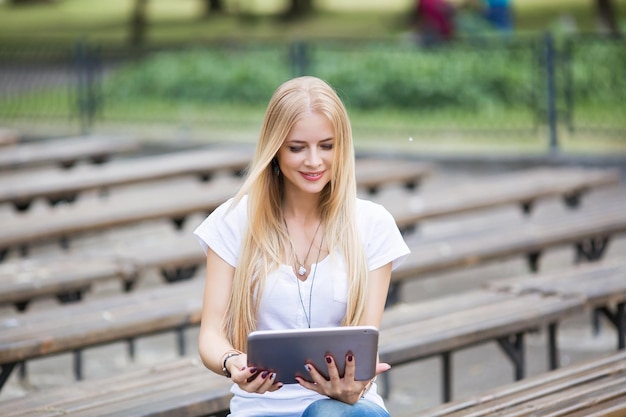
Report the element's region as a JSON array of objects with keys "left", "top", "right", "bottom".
[
  {"left": 221, "top": 351, "right": 242, "bottom": 378},
  {"left": 361, "top": 376, "right": 377, "bottom": 398}
]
